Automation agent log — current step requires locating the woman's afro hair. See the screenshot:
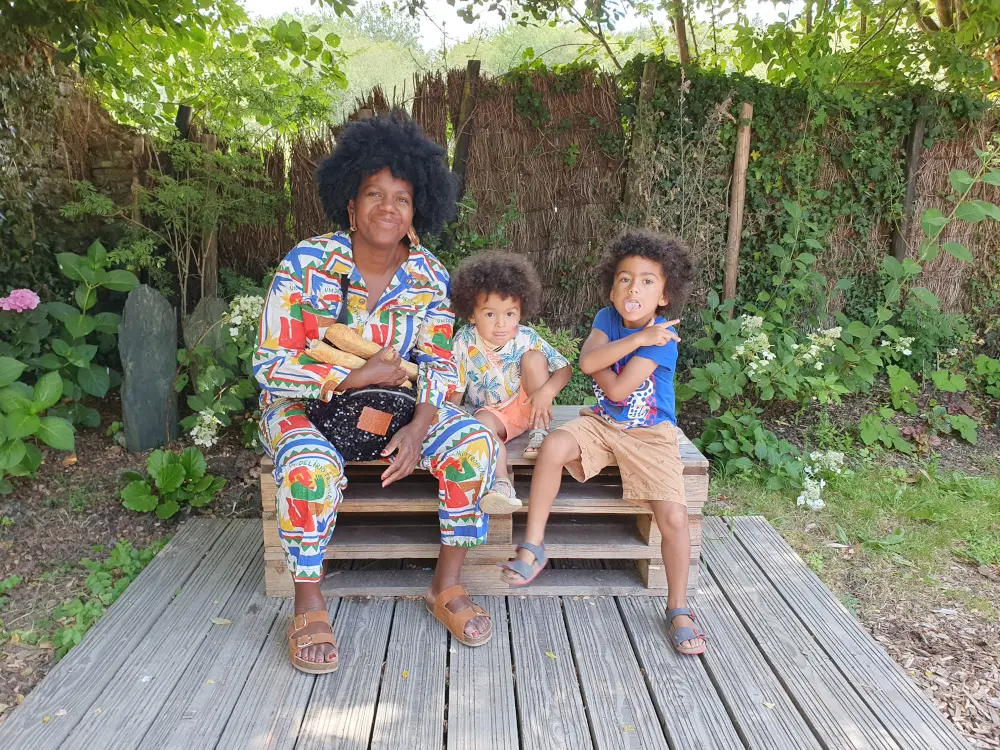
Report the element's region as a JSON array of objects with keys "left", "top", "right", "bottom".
[
  {"left": 450, "top": 251, "right": 544, "bottom": 321},
  {"left": 316, "top": 110, "right": 458, "bottom": 237},
  {"left": 598, "top": 231, "right": 697, "bottom": 316}
]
